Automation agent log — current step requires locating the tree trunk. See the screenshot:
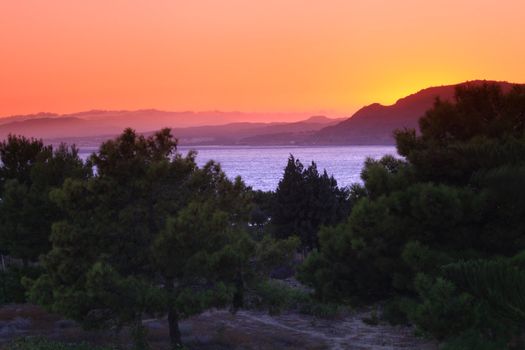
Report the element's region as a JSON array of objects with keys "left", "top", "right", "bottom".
[
  {"left": 168, "top": 307, "right": 182, "bottom": 349},
  {"left": 165, "top": 278, "right": 182, "bottom": 349},
  {"left": 232, "top": 271, "right": 244, "bottom": 311},
  {"left": 131, "top": 314, "right": 148, "bottom": 350}
]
